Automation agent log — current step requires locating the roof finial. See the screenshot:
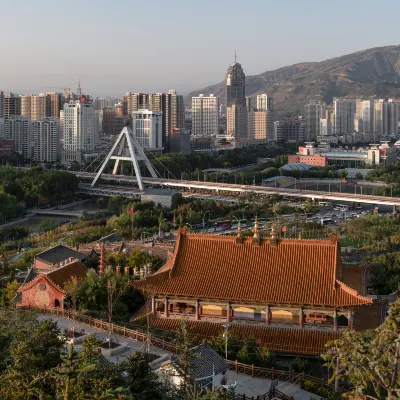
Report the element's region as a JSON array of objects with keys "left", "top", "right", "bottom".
[
  {"left": 270, "top": 224, "right": 276, "bottom": 239},
  {"left": 253, "top": 216, "right": 259, "bottom": 239},
  {"left": 236, "top": 221, "right": 242, "bottom": 238},
  {"left": 298, "top": 231, "right": 302, "bottom": 240},
  {"left": 77, "top": 79, "right": 82, "bottom": 97},
  {"left": 234, "top": 50, "right": 237, "bottom": 64}
]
